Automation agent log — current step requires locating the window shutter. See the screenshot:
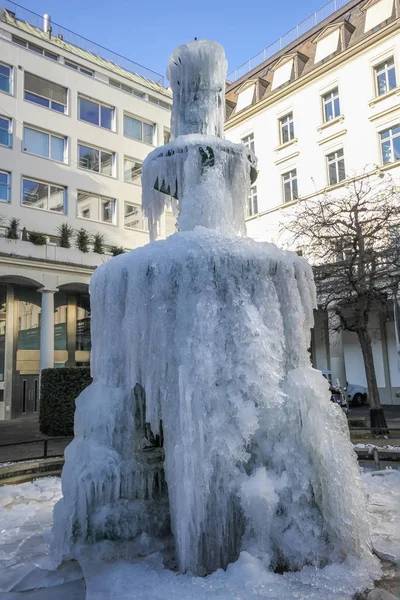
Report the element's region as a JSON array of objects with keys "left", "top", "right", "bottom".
[
  {"left": 24, "top": 73, "right": 67, "bottom": 105},
  {"left": 271, "top": 59, "right": 294, "bottom": 90},
  {"left": 364, "top": 0, "right": 394, "bottom": 31},
  {"left": 315, "top": 29, "right": 340, "bottom": 63}
]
